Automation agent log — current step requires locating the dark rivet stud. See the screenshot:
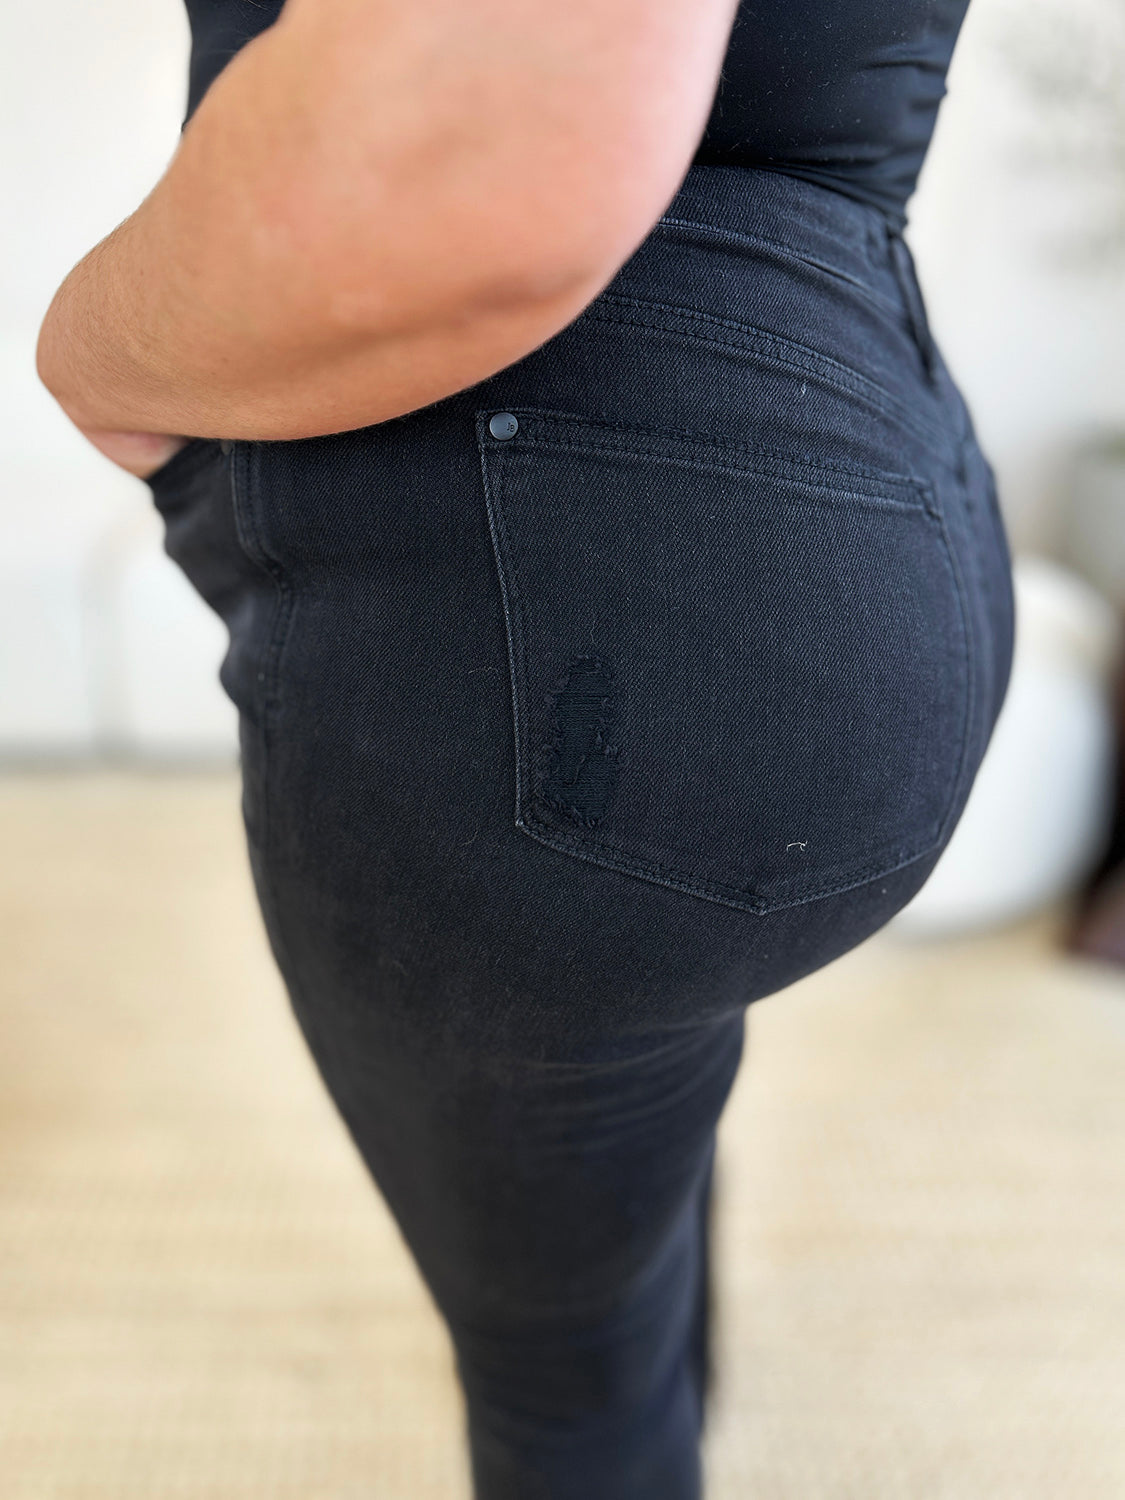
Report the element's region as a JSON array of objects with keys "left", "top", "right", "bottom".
[{"left": 489, "top": 412, "right": 519, "bottom": 441}]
